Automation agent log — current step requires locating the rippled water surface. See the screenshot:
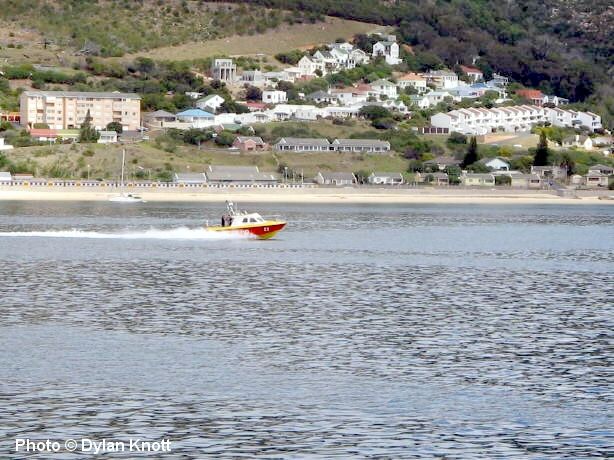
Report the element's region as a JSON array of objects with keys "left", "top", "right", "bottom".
[{"left": 0, "top": 201, "right": 612, "bottom": 458}]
